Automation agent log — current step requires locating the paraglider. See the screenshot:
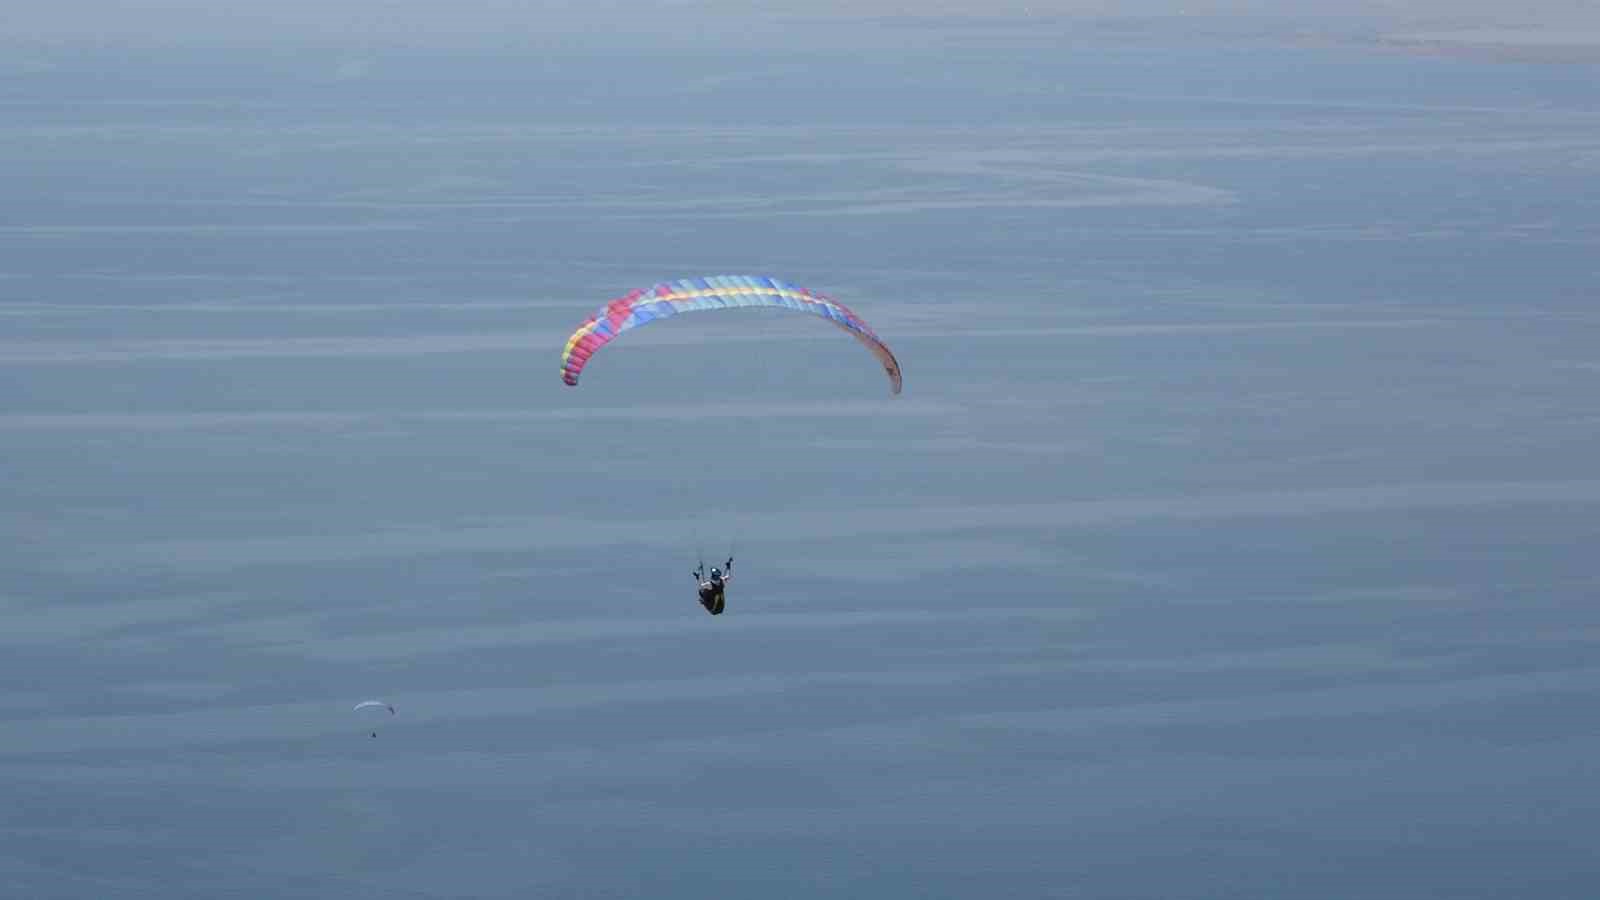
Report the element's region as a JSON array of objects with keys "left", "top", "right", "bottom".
[
  {"left": 559, "top": 275, "right": 902, "bottom": 394},
  {"left": 353, "top": 700, "right": 395, "bottom": 738},
  {"left": 694, "top": 556, "right": 734, "bottom": 616}
]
